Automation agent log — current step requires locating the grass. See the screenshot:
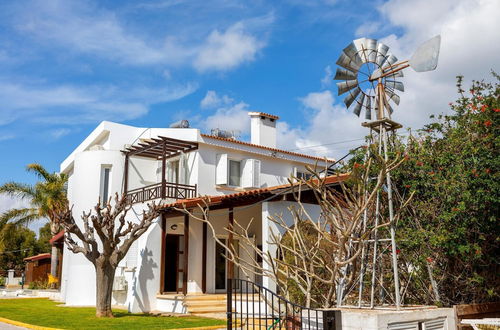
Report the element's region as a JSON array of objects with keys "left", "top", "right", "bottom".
[{"left": 0, "top": 298, "right": 226, "bottom": 329}]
